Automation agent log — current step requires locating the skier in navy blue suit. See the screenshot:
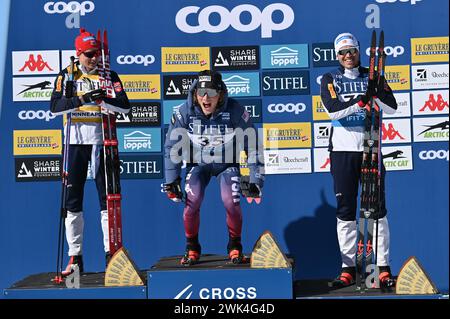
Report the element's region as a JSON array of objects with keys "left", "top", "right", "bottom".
[
  {"left": 320, "top": 32, "right": 397, "bottom": 287},
  {"left": 163, "top": 70, "right": 264, "bottom": 265}
]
